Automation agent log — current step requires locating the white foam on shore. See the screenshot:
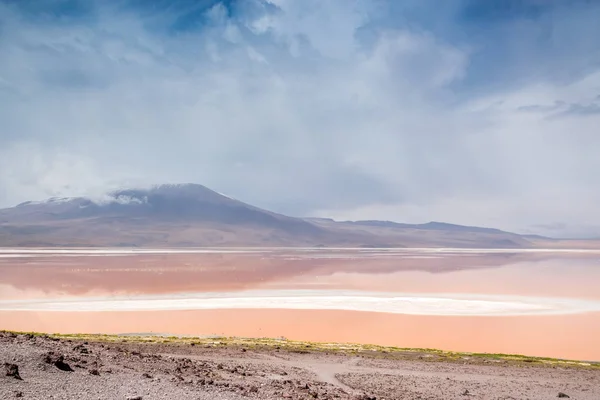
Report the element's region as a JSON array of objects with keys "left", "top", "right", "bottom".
[{"left": 1, "top": 290, "right": 599, "bottom": 316}]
